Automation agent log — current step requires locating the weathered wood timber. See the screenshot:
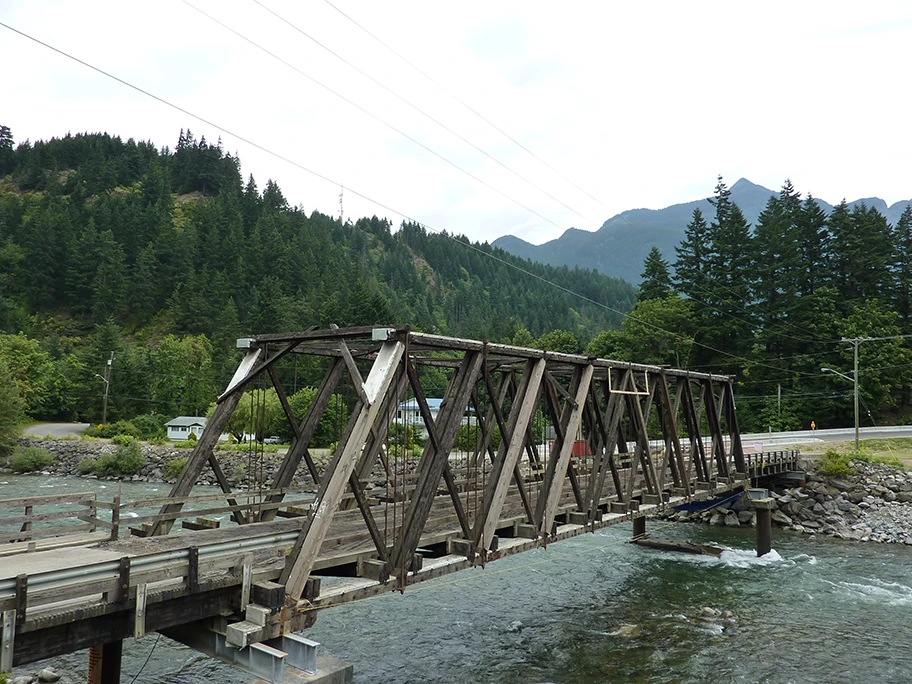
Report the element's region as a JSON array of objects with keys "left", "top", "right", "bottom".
[{"left": 0, "top": 326, "right": 774, "bottom": 674}]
